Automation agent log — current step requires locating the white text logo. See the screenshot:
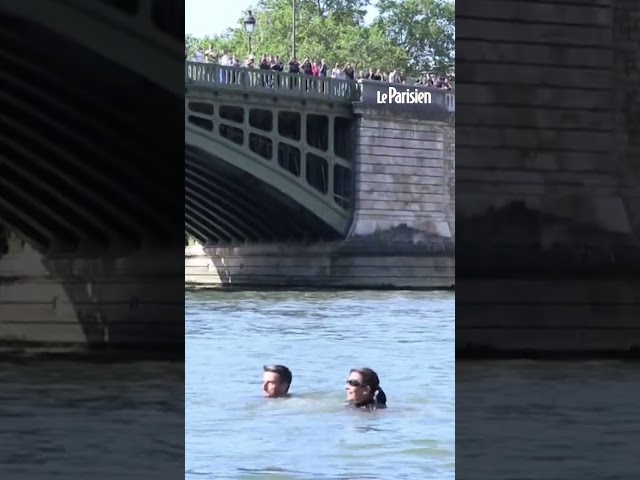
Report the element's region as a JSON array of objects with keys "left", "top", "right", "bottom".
[{"left": 376, "top": 87, "right": 432, "bottom": 104}]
